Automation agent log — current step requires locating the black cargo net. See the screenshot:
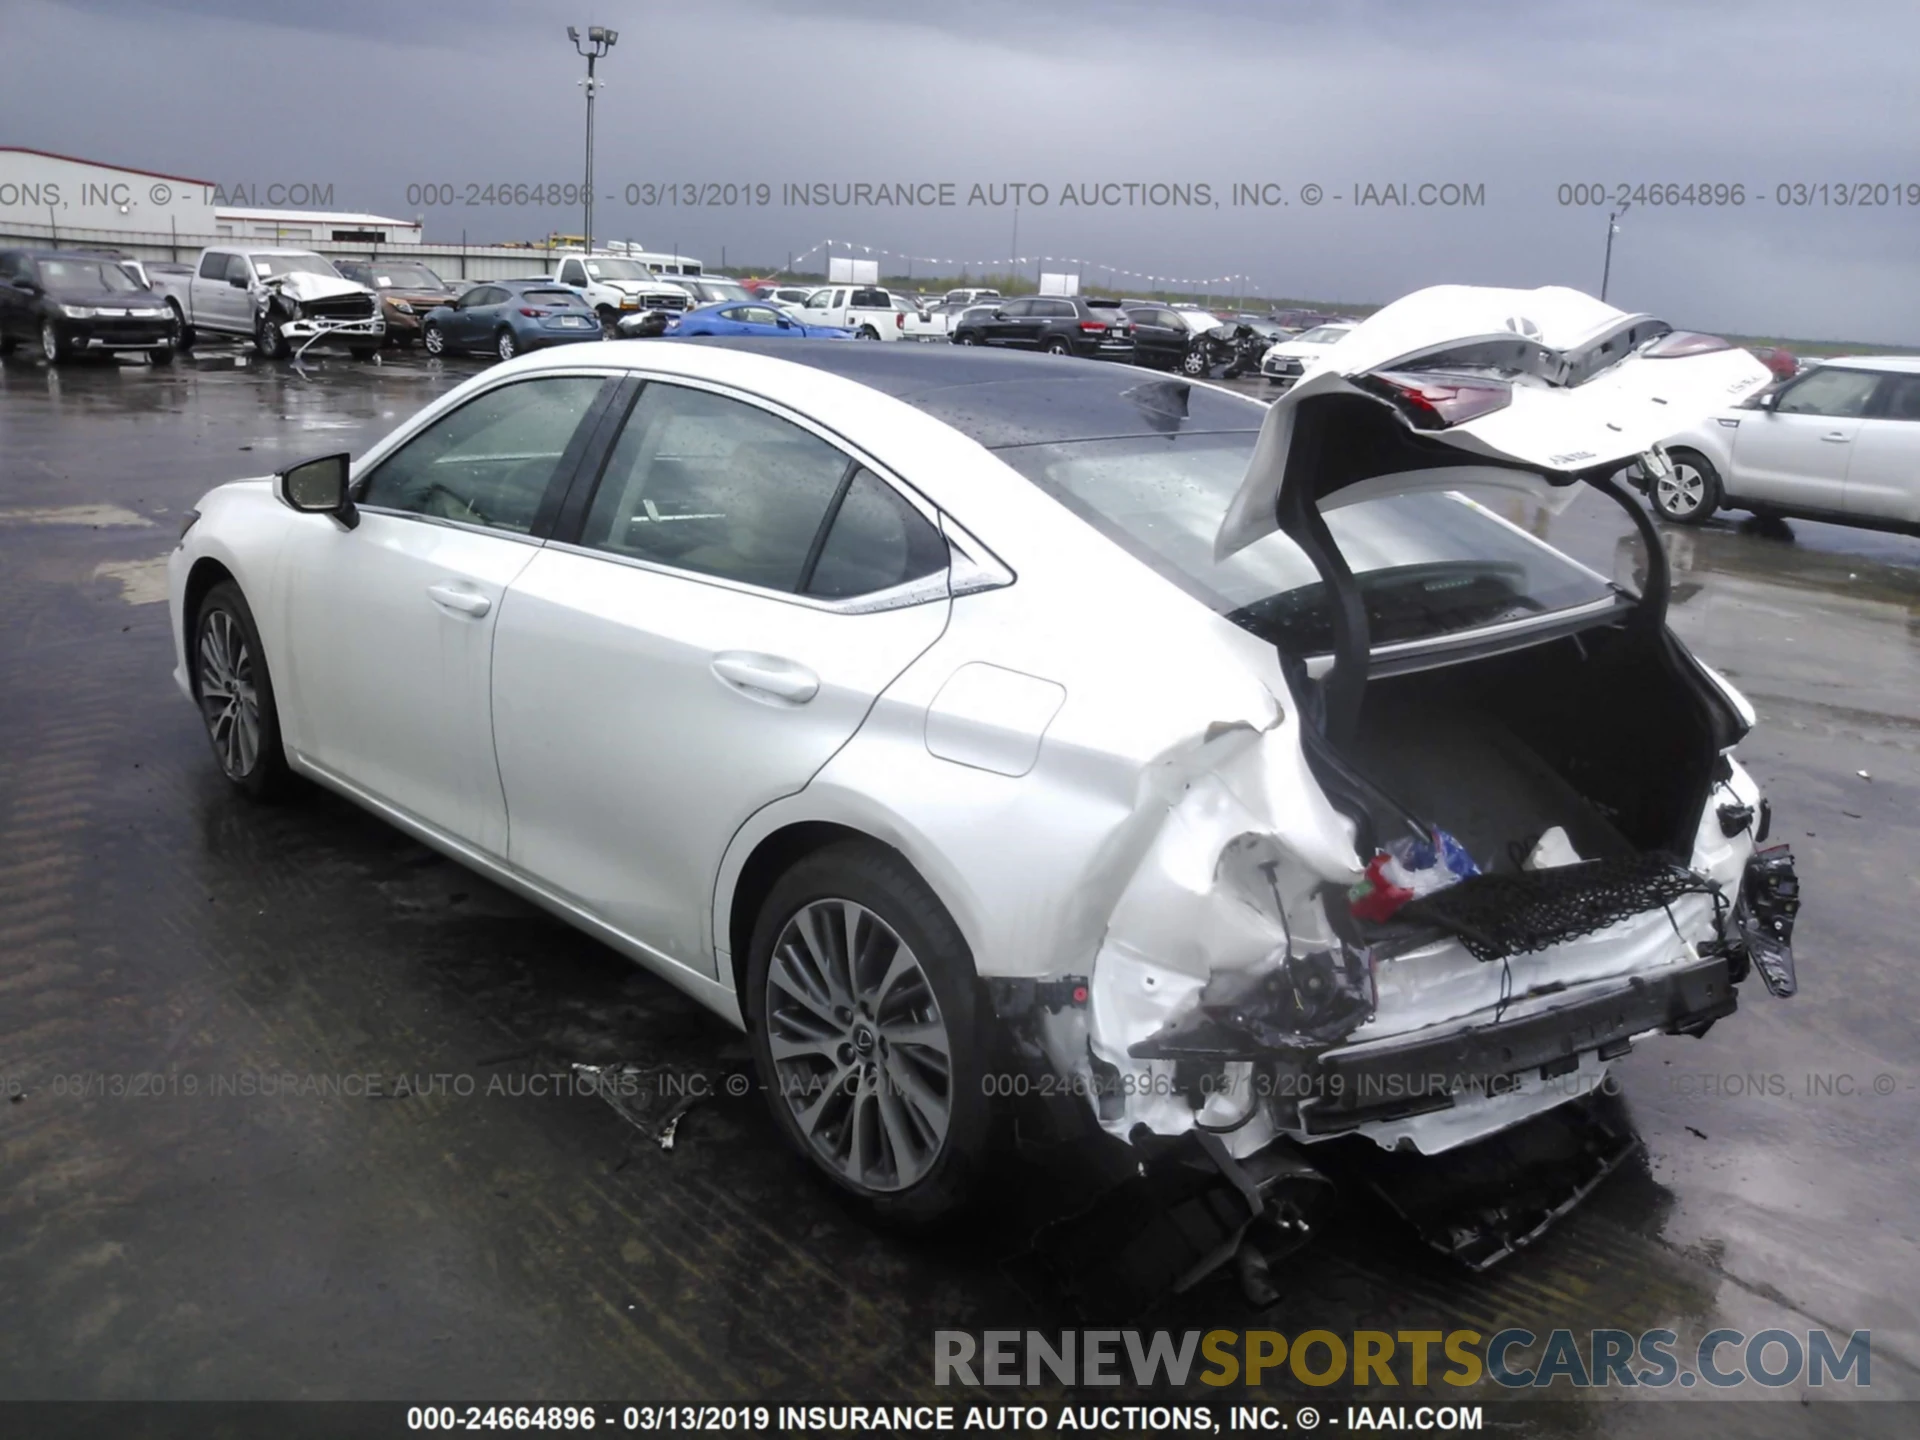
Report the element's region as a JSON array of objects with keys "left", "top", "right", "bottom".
[{"left": 1396, "top": 854, "right": 1721, "bottom": 963}]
